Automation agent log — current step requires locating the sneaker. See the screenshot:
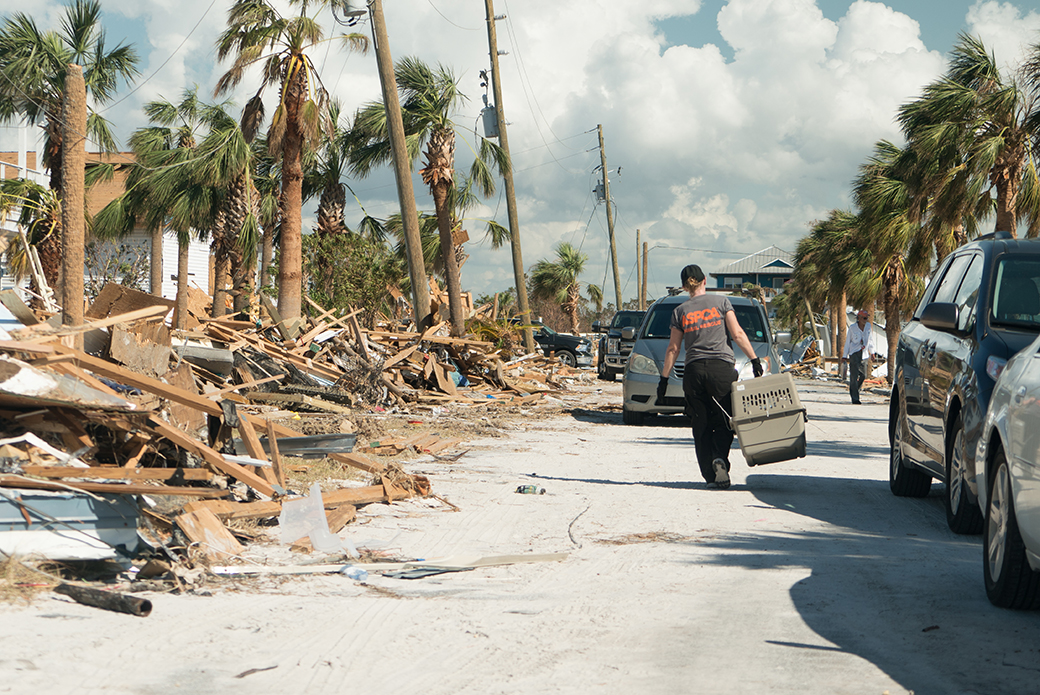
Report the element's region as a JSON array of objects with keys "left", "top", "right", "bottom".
[{"left": 712, "top": 458, "right": 730, "bottom": 489}]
